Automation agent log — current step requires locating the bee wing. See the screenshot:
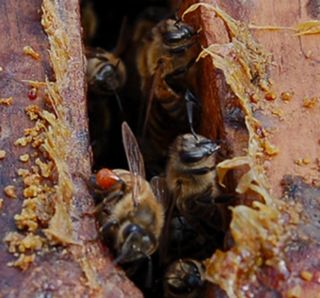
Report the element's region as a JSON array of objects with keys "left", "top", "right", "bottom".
[
  {"left": 121, "top": 121, "right": 146, "bottom": 206},
  {"left": 113, "top": 16, "right": 128, "bottom": 56},
  {"left": 150, "top": 176, "right": 171, "bottom": 212},
  {"left": 150, "top": 176, "right": 176, "bottom": 265},
  {"left": 141, "top": 62, "right": 164, "bottom": 138}
]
